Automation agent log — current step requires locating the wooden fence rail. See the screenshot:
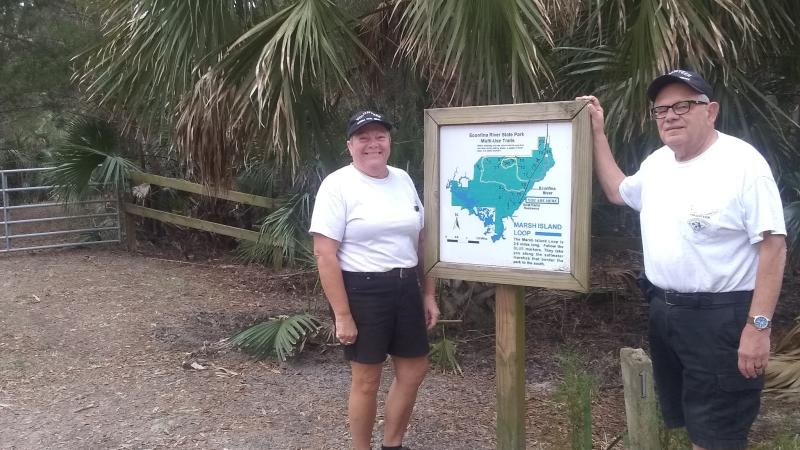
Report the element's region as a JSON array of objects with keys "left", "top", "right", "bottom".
[
  {"left": 124, "top": 172, "right": 279, "bottom": 249},
  {"left": 130, "top": 172, "right": 280, "bottom": 209}
]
